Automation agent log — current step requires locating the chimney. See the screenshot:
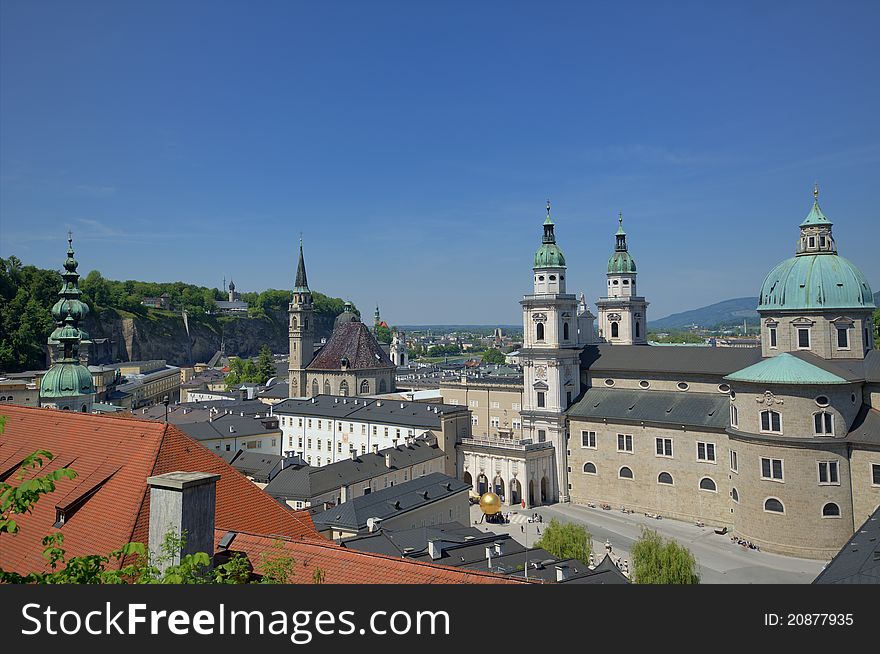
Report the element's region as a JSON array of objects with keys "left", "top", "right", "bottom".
[
  {"left": 372, "top": 444, "right": 379, "bottom": 454},
  {"left": 366, "top": 517, "right": 383, "bottom": 533},
  {"left": 384, "top": 453, "right": 392, "bottom": 468},
  {"left": 350, "top": 448, "right": 358, "bottom": 461},
  {"left": 555, "top": 564, "right": 570, "bottom": 582},
  {"left": 147, "top": 472, "right": 220, "bottom": 573},
  {"left": 427, "top": 540, "right": 443, "bottom": 560},
  {"left": 494, "top": 541, "right": 505, "bottom": 556},
  {"left": 339, "top": 485, "right": 348, "bottom": 504}
]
